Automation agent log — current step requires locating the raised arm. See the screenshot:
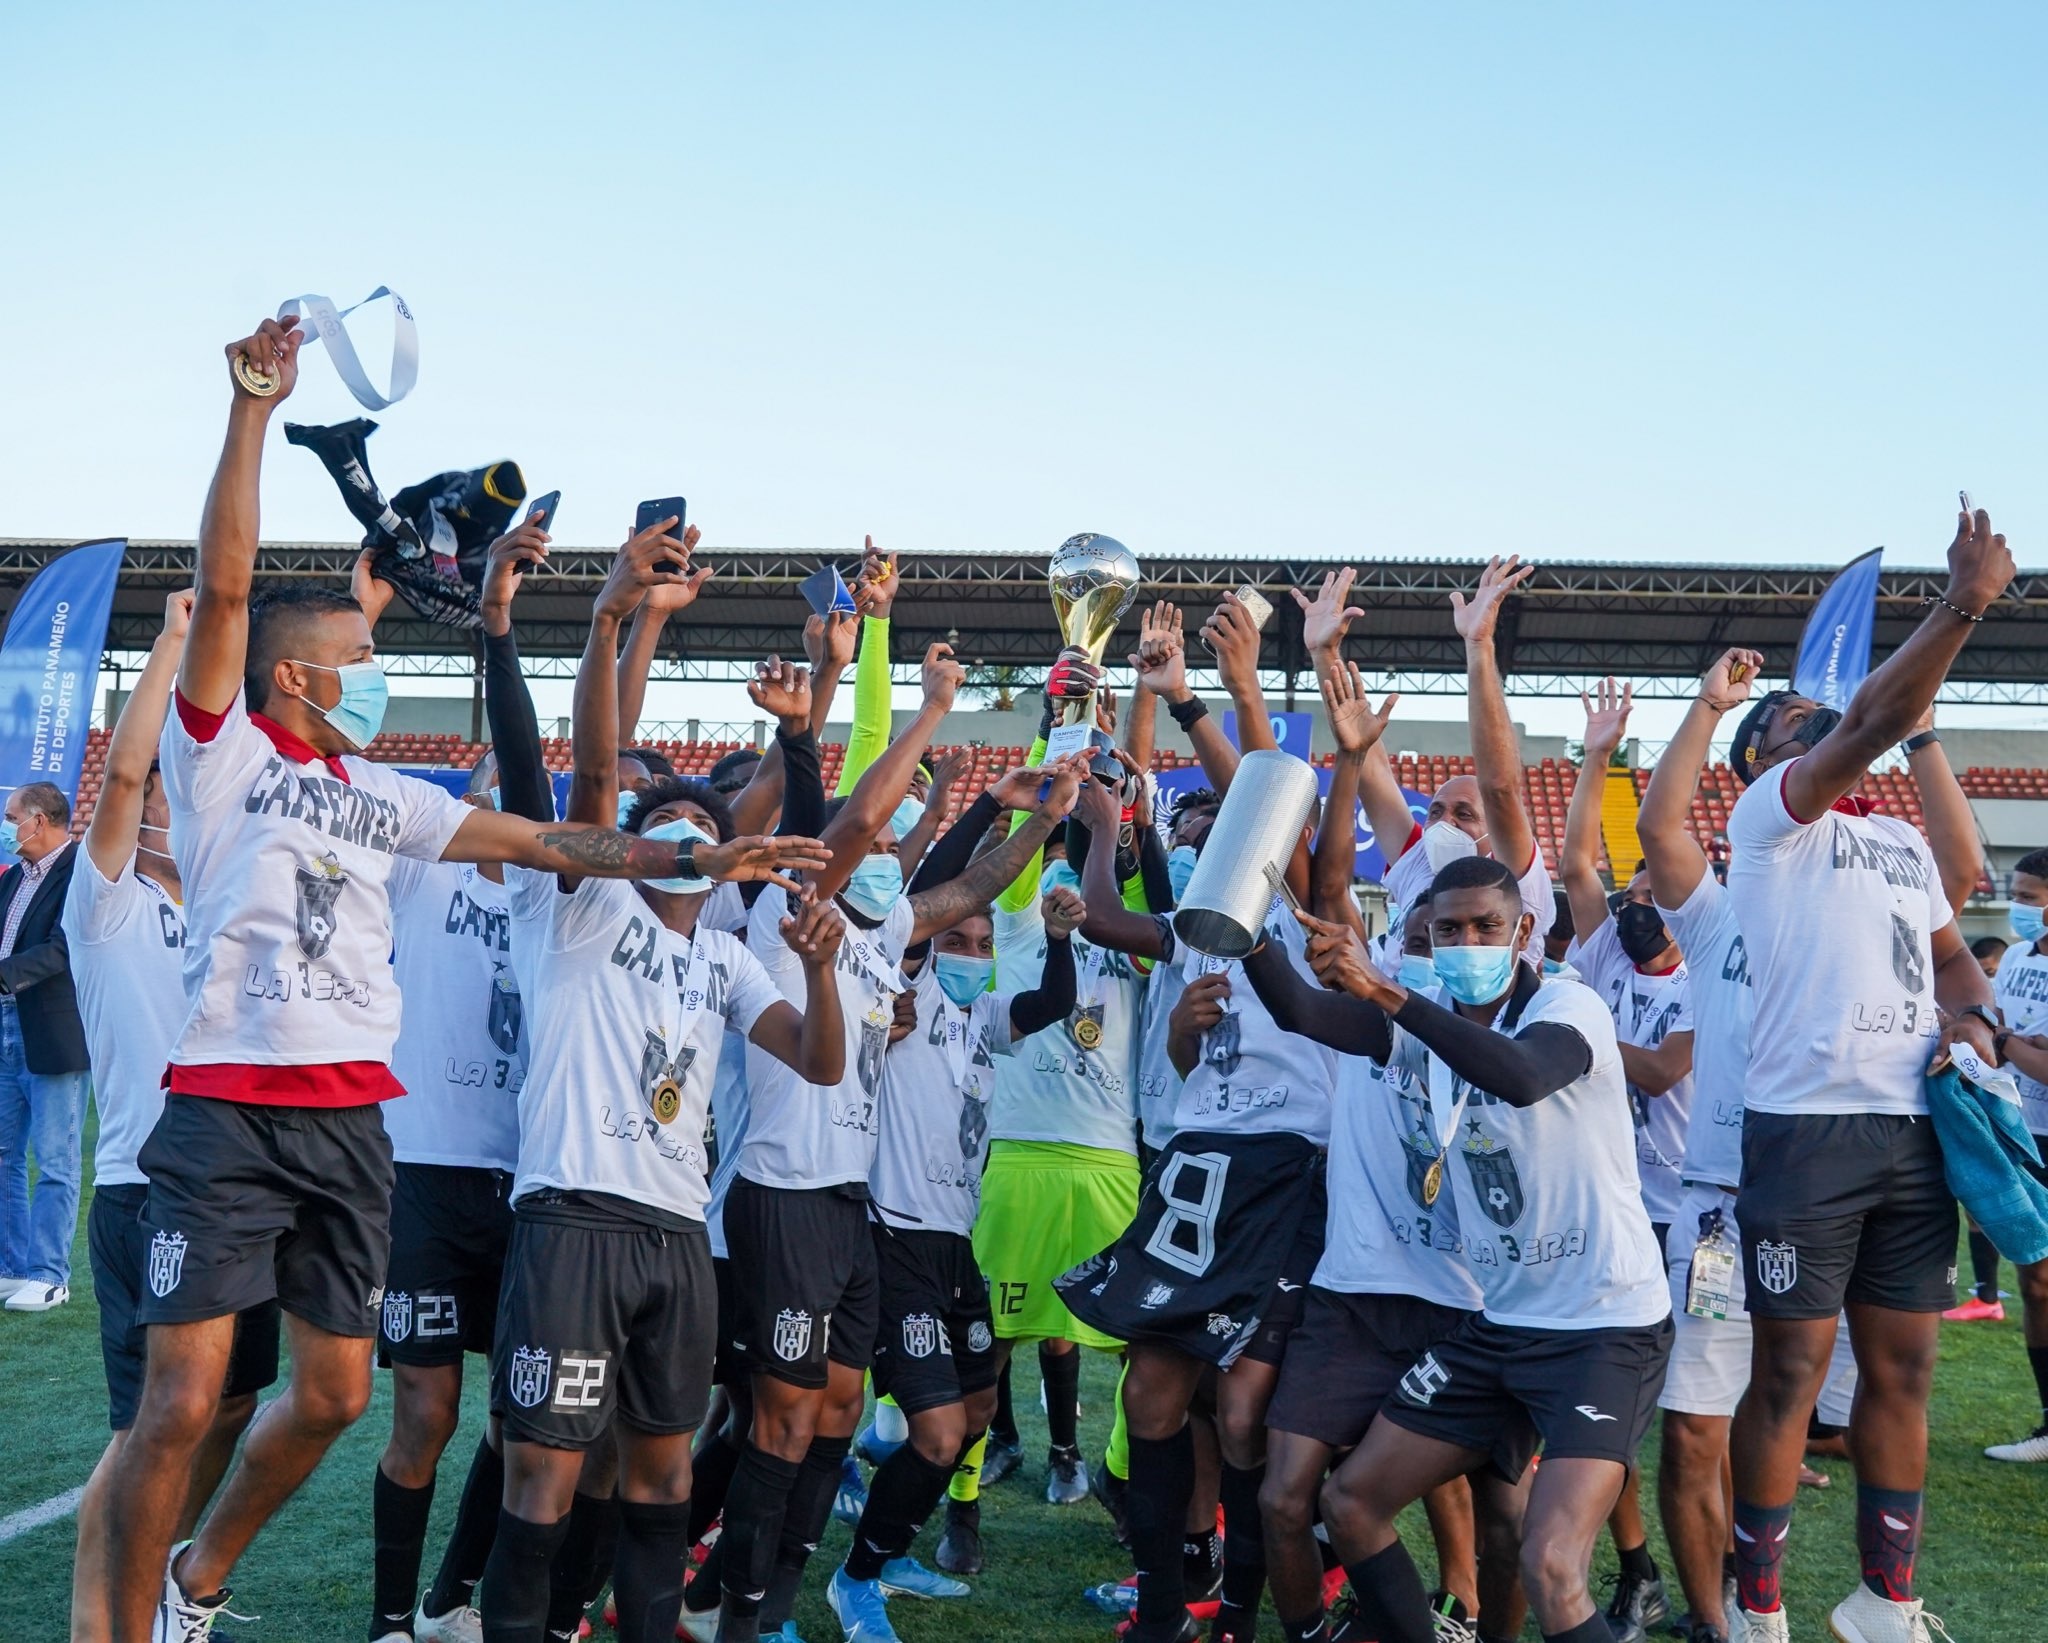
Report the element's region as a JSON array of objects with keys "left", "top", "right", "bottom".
[
  {"left": 1315, "top": 654, "right": 1398, "bottom": 934},
  {"left": 835, "top": 539, "right": 896, "bottom": 796},
  {"left": 616, "top": 536, "right": 711, "bottom": 744},
  {"left": 1562, "top": 678, "right": 1630, "bottom": 942},
  {"left": 88, "top": 591, "right": 191, "bottom": 879},
  {"left": 1451, "top": 556, "right": 1539, "bottom": 877},
  {"left": 1202, "top": 594, "right": 1274, "bottom": 761},
  {"left": 183, "top": 317, "right": 305, "bottom": 714},
  {"left": 1780, "top": 507, "right": 2014, "bottom": 821},
  {"left": 1902, "top": 708, "right": 1984, "bottom": 917},
  {"left": 1242, "top": 937, "right": 1394, "bottom": 1062},
  {"left": 1640, "top": 649, "right": 1759, "bottom": 910},
  {"left": 897, "top": 747, "right": 969, "bottom": 881},
  {"left": 744, "top": 893, "right": 850, "bottom": 1085},
  {"left": 1297, "top": 570, "right": 1416, "bottom": 877},
  {"left": 1621, "top": 1032, "right": 1694, "bottom": 1096},
  {"left": 1132, "top": 603, "right": 1239, "bottom": 795},
  {"left": 1006, "top": 890, "right": 1082, "bottom": 1040},
  {"left": 1074, "top": 770, "right": 1167, "bottom": 959},
  {"left": 569, "top": 521, "right": 690, "bottom": 828},
  {"left": 479, "top": 519, "right": 556, "bottom": 824},
  {"left": 907, "top": 760, "right": 1081, "bottom": 946}
]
